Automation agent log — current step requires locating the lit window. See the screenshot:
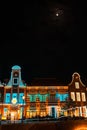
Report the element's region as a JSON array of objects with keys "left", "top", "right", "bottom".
[
  {"left": 40, "top": 95, "right": 46, "bottom": 102},
  {"left": 12, "top": 93, "right": 18, "bottom": 103},
  {"left": 19, "top": 93, "right": 24, "bottom": 103},
  {"left": 32, "top": 95, "right": 35, "bottom": 102},
  {"left": 75, "top": 82, "right": 79, "bottom": 89},
  {"left": 81, "top": 92, "right": 86, "bottom": 101},
  {"left": 5, "top": 93, "right": 10, "bottom": 103},
  {"left": 76, "top": 92, "right": 81, "bottom": 101},
  {"left": 71, "top": 92, "right": 75, "bottom": 101},
  {"left": 56, "top": 93, "right": 69, "bottom": 101}
]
